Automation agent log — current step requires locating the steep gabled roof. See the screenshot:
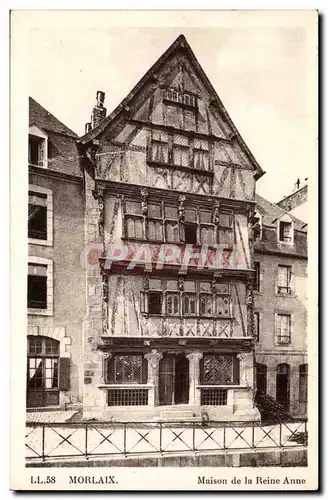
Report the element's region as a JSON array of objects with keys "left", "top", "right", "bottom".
[
  {"left": 256, "top": 193, "right": 306, "bottom": 232},
  {"left": 29, "top": 97, "right": 78, "bottom": 138},
  {"left": 29, "top": 97, "right": 81, "bottom": 177},
  {"left": 78, "top": 34, "right": 264, "bottom": 180}
]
